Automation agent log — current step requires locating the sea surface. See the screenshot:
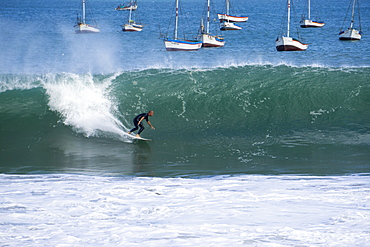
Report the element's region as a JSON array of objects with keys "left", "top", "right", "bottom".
[{"left": 1, "top": 0, "right": 370, "bottom": 246}]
